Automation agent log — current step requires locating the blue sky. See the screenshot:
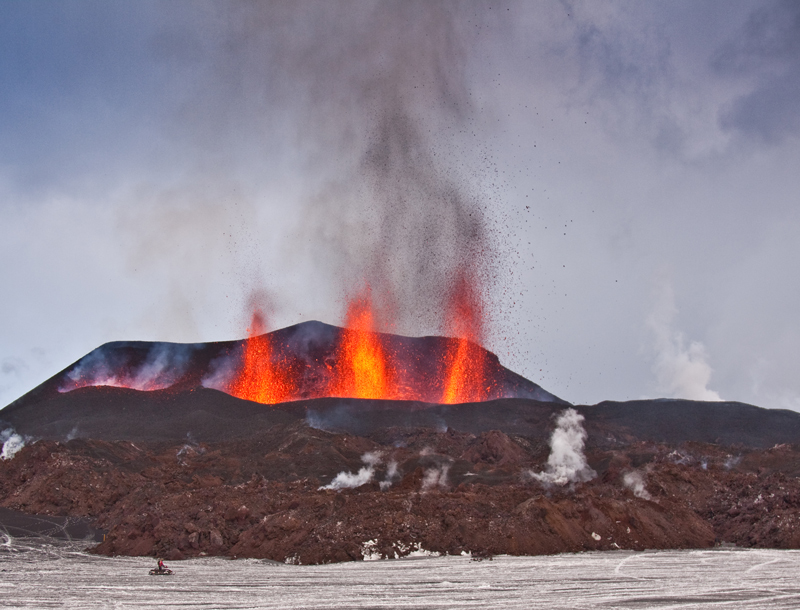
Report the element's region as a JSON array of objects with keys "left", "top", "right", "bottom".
[{"left": 2, "top": 1, "right": 799, "bottom": 410}]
